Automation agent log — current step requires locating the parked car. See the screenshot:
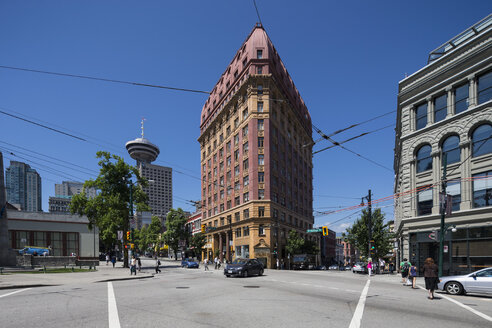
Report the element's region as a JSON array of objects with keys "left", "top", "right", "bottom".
[
  {"left": 224, "top": 258, "right": 264, "bottom": 277},
  {"left": 352, "top": 262, "right": 367, "bottom": 274},
  {"left": 314, "top": 265, "right": 327, "bottom": 270},
  {"left": 438, "top": 267, "right": 492, "bottom": 295},
  {"left": 328, "top": 265, "right": 339, "bottom": 270},
  {"left": 292, "top": 254, "right": 316, "bottom": 270},
  {"left": 18, "top": 246, "right": 50, "bottom": 256},
  {"left": 181, "top": 258, "right": 199, "bottom": 268}
]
